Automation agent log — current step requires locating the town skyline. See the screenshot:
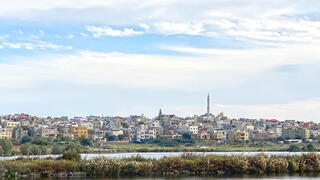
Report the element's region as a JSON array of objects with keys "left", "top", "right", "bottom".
[{"left": 0, "top": 93, "right": 317, "bottom": 123}]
